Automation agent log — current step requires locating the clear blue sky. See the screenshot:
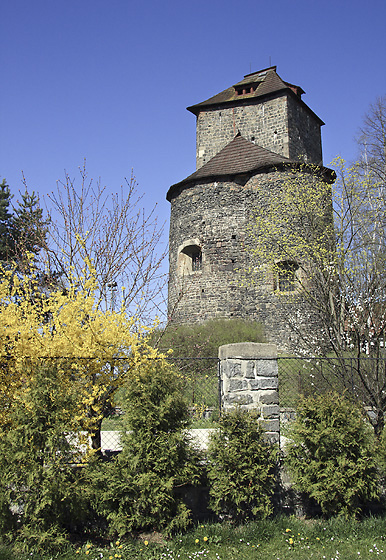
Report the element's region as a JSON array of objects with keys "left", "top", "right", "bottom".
[{"left": 1, "top": 0, "right": 386, "bottom": 238}]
